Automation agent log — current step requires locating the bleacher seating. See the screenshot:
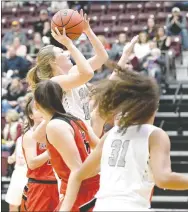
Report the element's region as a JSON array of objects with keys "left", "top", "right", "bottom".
[
  {"left": 2, "top": 1, "right": 188, "bottom": 42},
  {"left": 153, "top": 82, "right": 188, "bottom": 209}
]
